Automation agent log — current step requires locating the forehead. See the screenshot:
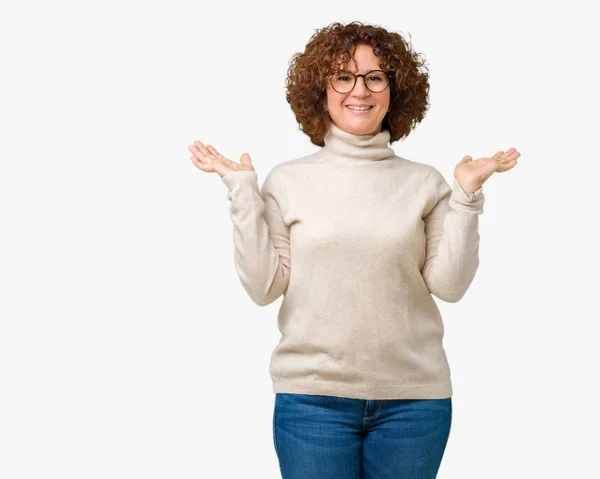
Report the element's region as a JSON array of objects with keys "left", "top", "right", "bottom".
[{"left": 336, "top": 44, "right": 381, "bottom": 72}]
